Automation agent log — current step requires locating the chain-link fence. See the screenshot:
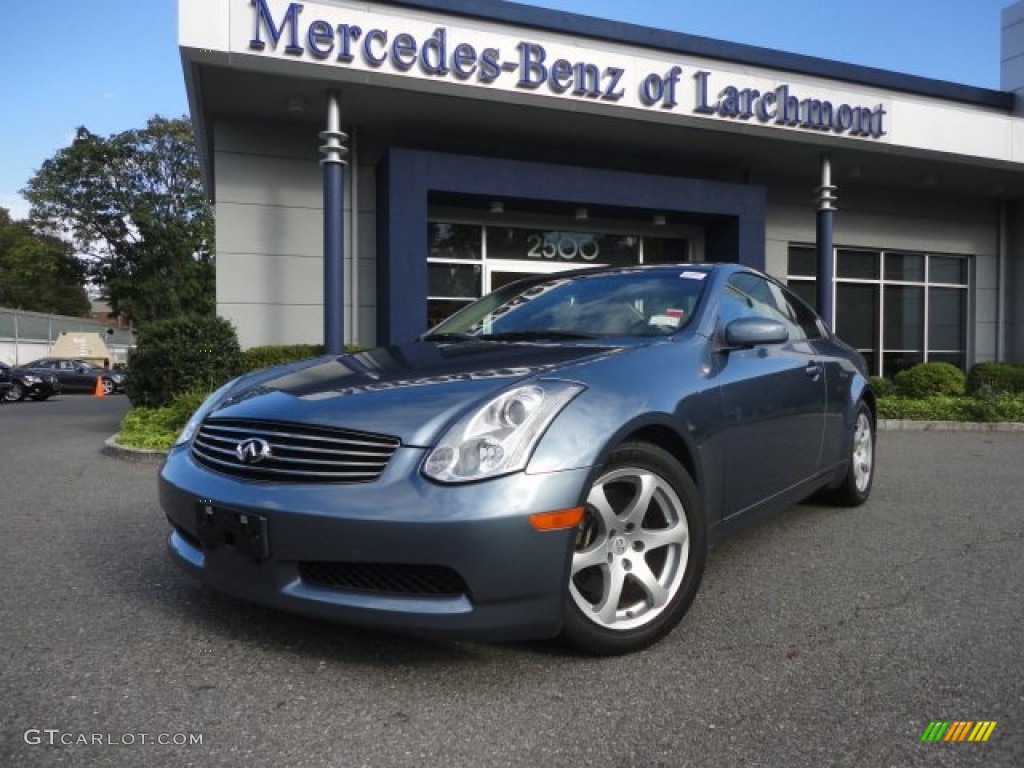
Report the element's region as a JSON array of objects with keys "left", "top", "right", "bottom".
[{"left": 0, "top": 307, "right": 135, "bottom": 366}]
